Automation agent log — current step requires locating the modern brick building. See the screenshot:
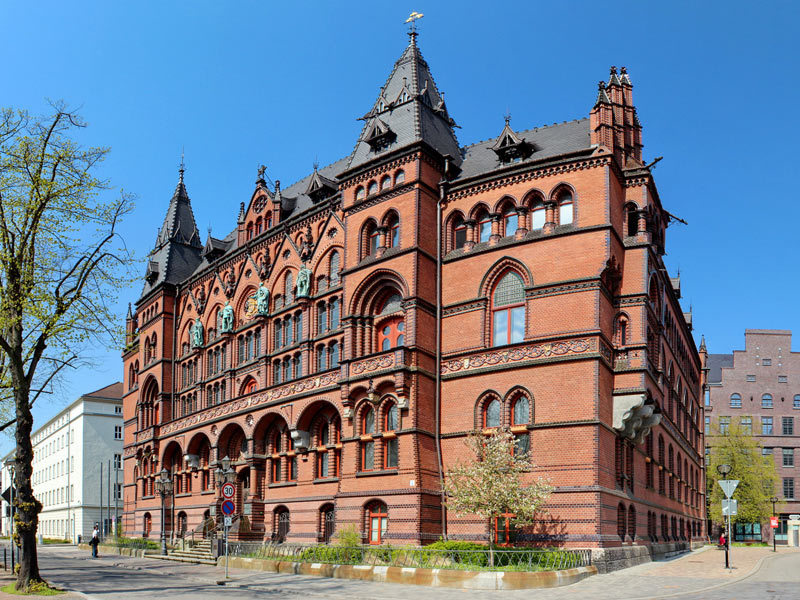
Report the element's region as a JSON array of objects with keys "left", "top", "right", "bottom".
[
  {"left": 706, "top": 329, "right": 800, "bottom": 544},
  {"left": 122, "top": 32, "right": 704, "bottom": 552}
]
